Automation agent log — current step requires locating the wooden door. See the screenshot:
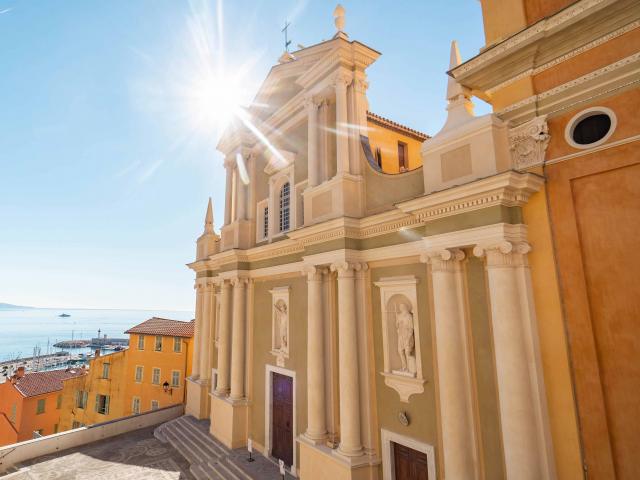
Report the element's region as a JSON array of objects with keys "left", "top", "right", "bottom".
[
  {"left": 271, "top": 372, "right": 293, "bottom": 467},
  {"left": 547, "top": 146, "right": 640, "bottom": 479},
  {"left": 393, "top": 442, "right": 429, "bottom": 480}
]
